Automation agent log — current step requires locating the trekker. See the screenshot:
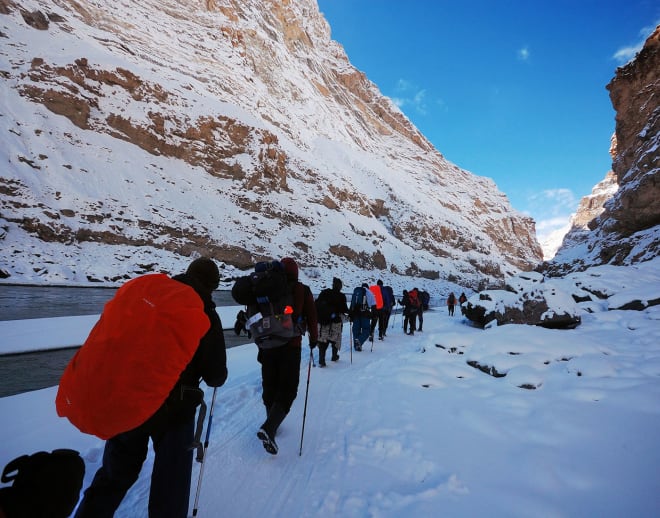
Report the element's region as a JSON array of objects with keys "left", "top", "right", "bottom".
[
  {"left": 315, "top": 277, "right": 349, "bottom": 366},
  {"left": 349, "top": 283, "right": 376, "bottom": 351},
  {"left": 74, "top": 258, "right": 228, "bottom": 518},
  {"left": 234, "top": 309, "right": 249, "bottom": 336},
  {"left": 459, "top": 292, "right": 468, "bottom": 315},
  {"left": 369, "top": 282, "right": 384, "bottom": 340},
  {"left": 418, "top": 290, "right": 430, "bottom": 331},
  {"left": 377, "top": 280, "right": 395, "bottom": 338},
  {"left": 447, "top": 292, "right": 457, "bottom": 316},
  {"left": 399, "top": 290, "right": 411, "bottom": 334},
  {"left": 256, "top": 257, "right": 318, "bottom": 455},
  {"left": 407, "top": 288, "right": 421, "bottom": 335}
]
